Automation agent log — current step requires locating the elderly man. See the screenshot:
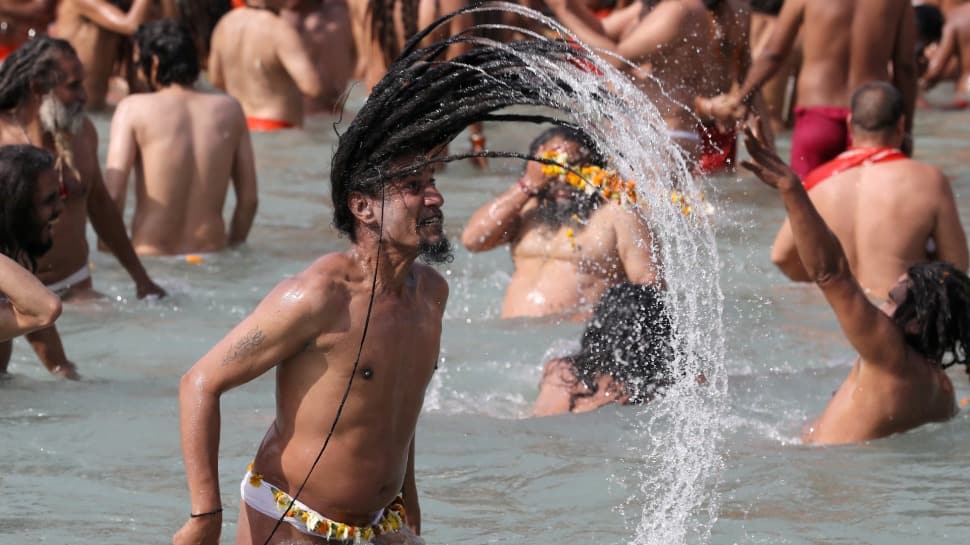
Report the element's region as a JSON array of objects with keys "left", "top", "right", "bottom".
[
  {"left": 743, "top": 126, "right": 968, "bottom": 446},
  {"left": 105, "top": 20, "right": 257, "bottom": 256},
  {"left": 53, "top": 0, "right": 154, "bottom": 110},
  {"left": 770, "top": 82, "right": 968, "bottom": 299},
  {"left": 0, "top": 37, "right": 163, "bottom": 379},
  {"left": 0, "top": 145, "right": 62, "bottom": 347},
  {"left": 461, "top": 127, "right": 659, "bottom": 320},
  {"left": 698, "top": 0, "right": 918, "bottom": 176},
  {"left": 209, "top": 0, "right": 324, "bottom": 130}
]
